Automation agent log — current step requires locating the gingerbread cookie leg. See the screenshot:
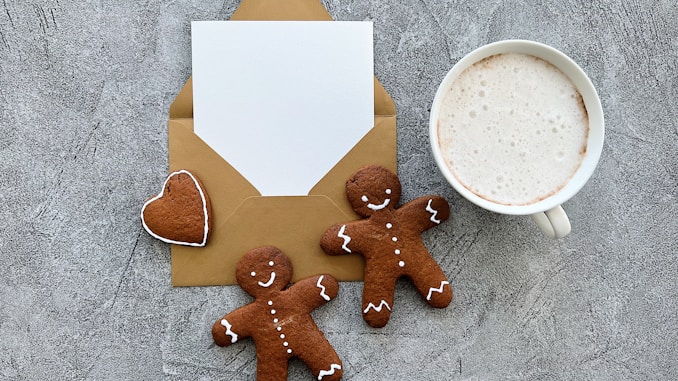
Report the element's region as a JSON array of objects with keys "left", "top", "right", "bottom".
[
  {"left": 294, "top": 331, "right": 343, "bottom": 381},
  {"left": 408, "top": 255, "right": 453, "bottom": 308},
  {"left": 361, "top": 270, "right": 397, "bottom": 328},
  {"left": 254, "top": 352, "right": 288, "bottom": 381}
]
